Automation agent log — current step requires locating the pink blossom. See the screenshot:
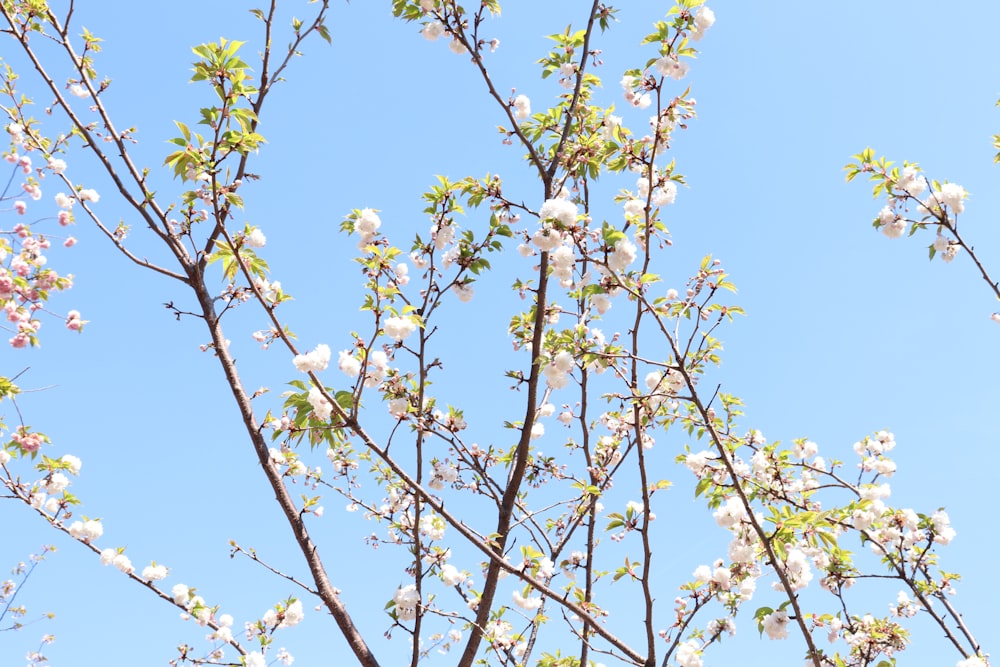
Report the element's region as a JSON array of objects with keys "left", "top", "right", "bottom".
[
  {"left": 14, "top": 201, "right": 26, "bottom": 215},
  {"left": 22, "top": 183, "right": 42, "bottom": 200},
  {"left": 12, "top": 430, "right": 42, "bottom": 451},
  {"left": 65, "top": 310, "right": 85, "bottom": 331},
  {"left": 64, "top": 236, "right": 77, "bottom": 247}
]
